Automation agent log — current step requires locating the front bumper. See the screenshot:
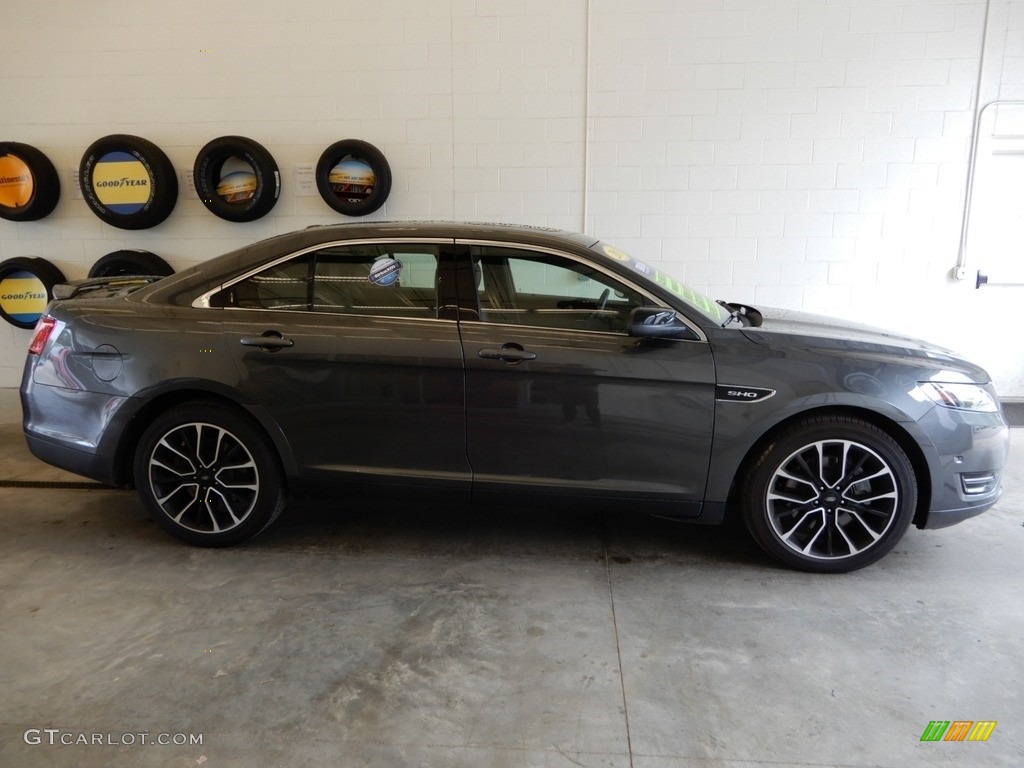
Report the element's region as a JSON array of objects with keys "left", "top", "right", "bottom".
[{"left": 915, "top": 404, "right": 1009, "bottom": 529}]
